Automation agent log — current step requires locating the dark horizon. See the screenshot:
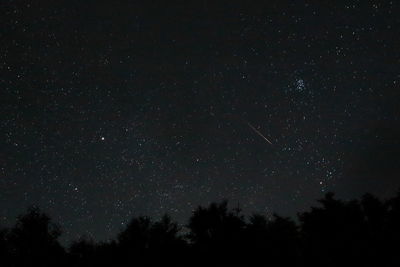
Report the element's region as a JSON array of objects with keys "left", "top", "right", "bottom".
[
  {"left": 3, "top": 187, "right": 400, "bottom": 246},
  {"left": 1, "top": 0, "right": 399, "bottom": 244},
  {"left": 1, "top": 189, "right": 400, "bottom": 266}
]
